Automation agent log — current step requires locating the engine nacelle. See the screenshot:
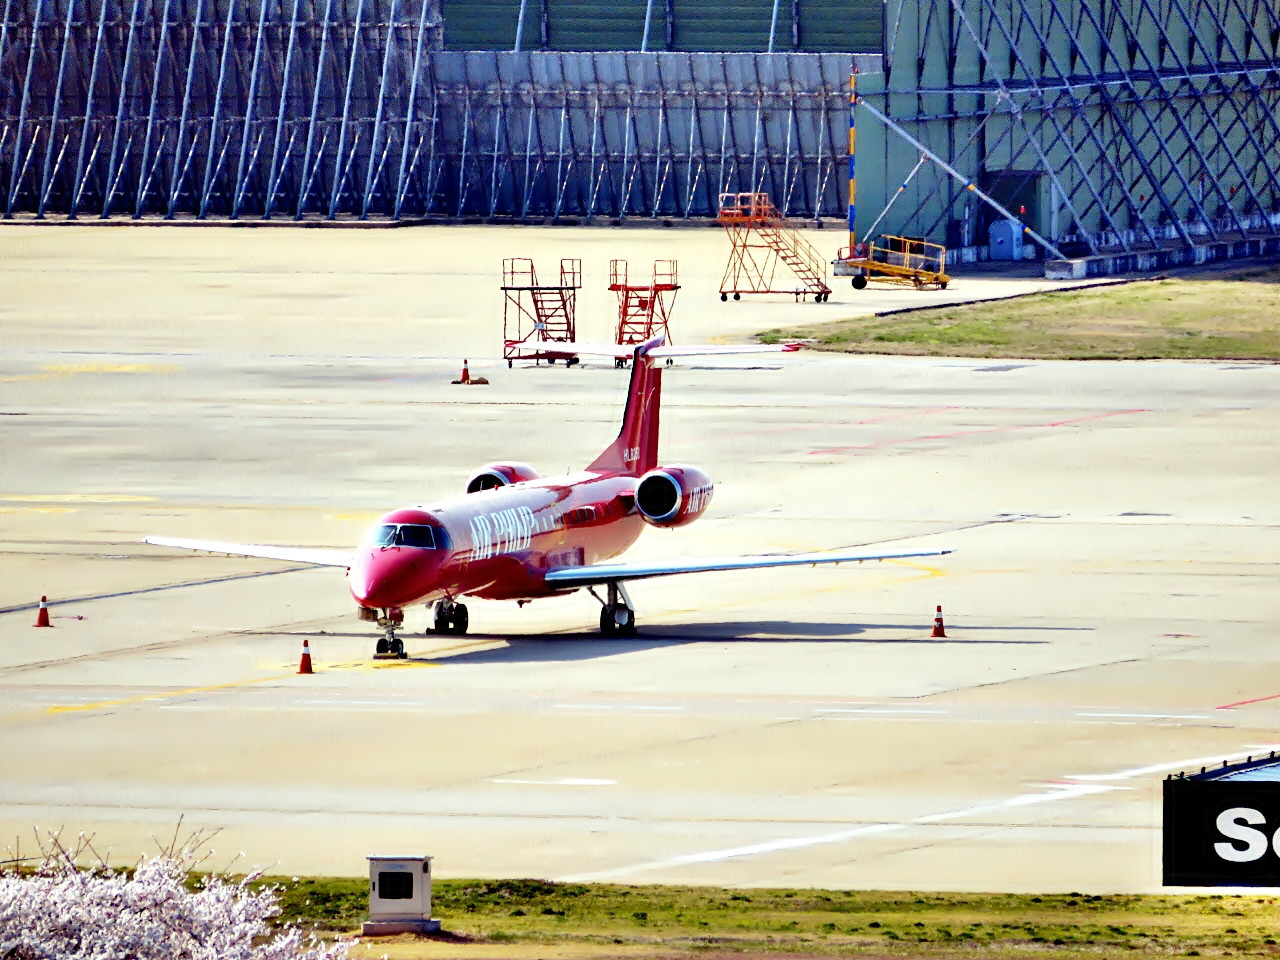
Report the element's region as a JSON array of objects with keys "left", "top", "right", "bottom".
[
  {"left": 466, "top": 462, "right": 541, "bottom": 494},
  {"left": 635, "top": 465, "right": 714, "bottom": 528}
]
